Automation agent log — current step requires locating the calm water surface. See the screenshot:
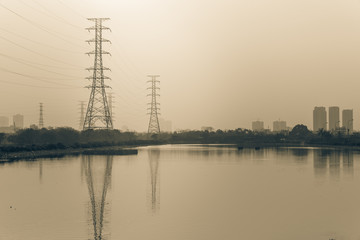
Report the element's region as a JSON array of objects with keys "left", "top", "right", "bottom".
[{"left": 1, "top": 145, "right": 360, "bottom": 240}]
